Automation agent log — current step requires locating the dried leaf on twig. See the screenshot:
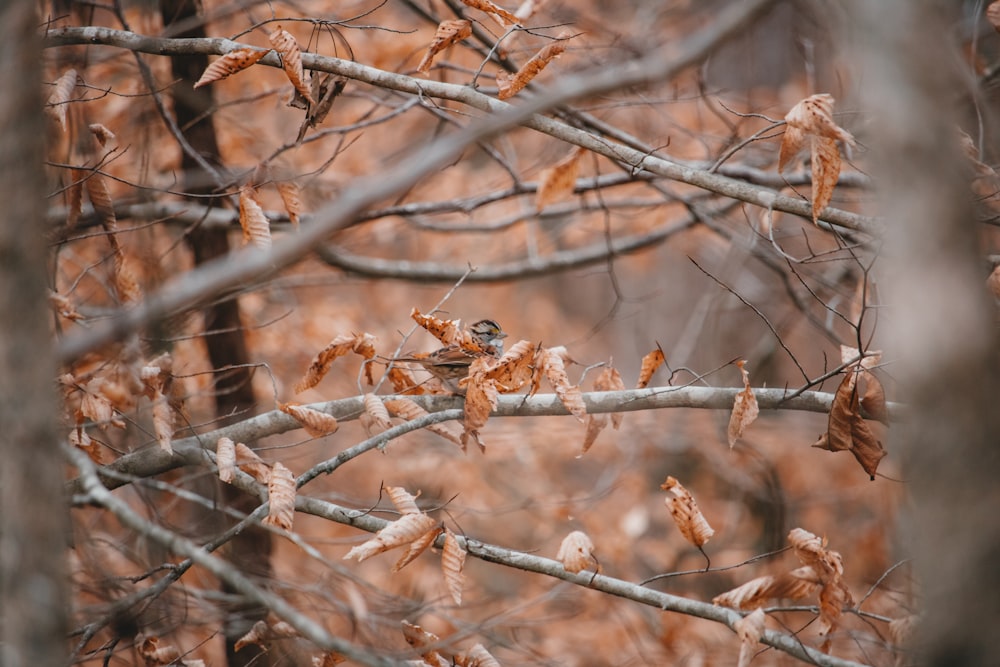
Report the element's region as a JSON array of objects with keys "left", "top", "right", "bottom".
[
  {"left": 416, "top": 20, "right": 472, "bottom": 75},
  {"left": 727, "top": 360, "right": 759, "bottom": 447},
  {"left": 194, "top": 48, "right": 268, "bottom": 88}
]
